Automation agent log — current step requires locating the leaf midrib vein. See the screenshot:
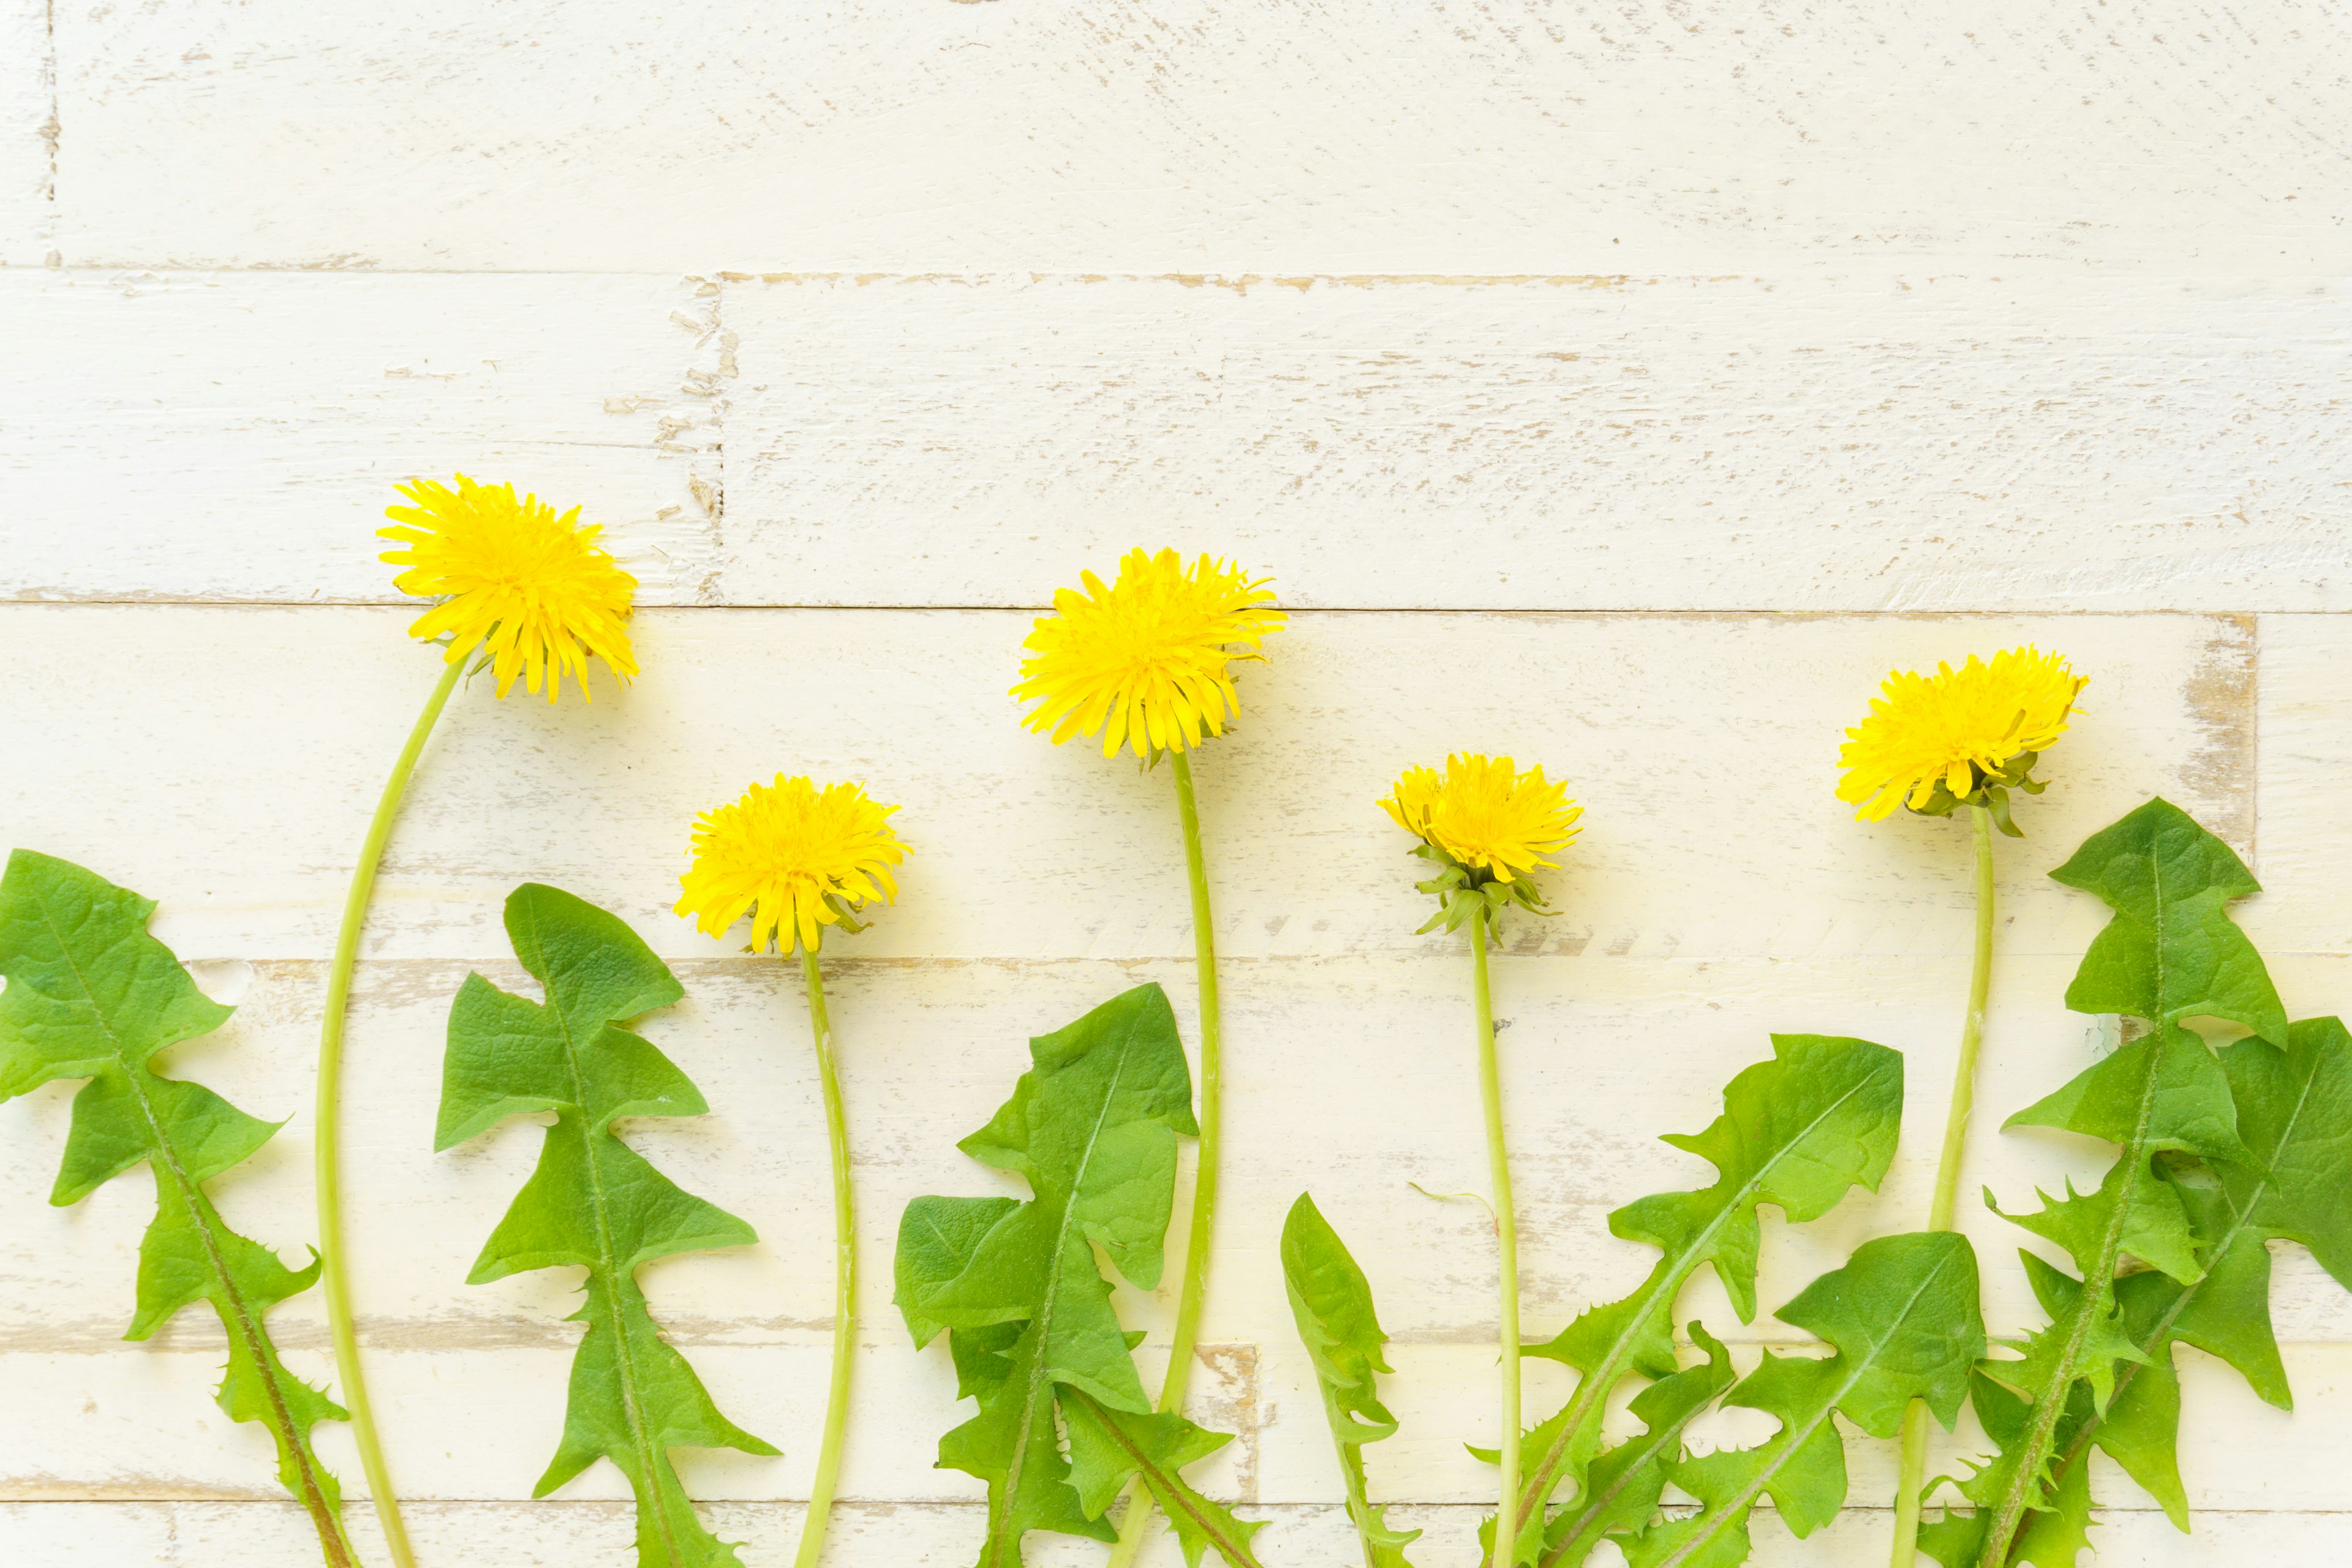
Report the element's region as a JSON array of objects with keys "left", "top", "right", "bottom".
[
  {"left": 1508, "top": 1065, "right": 1885, "bottom": 1559},
  {"left": 1981, "top": 1022, "right": 2174, "bottom": 1566},
  {"left": 983, "top": 1023, "right": 1140, "bottom": 1568},
  {"left": 530, "top": 905, "right": 686, "bottom": 1568},
  {"left": 31, "top": 890, "right": 353, "bottom": 1567},
  {"left": 1656, "top": 1247, "right": 1962, "bottom": 1568},
  {"left": 2048, "top": 1034, "right": 2320, "bottom": 1498}
]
